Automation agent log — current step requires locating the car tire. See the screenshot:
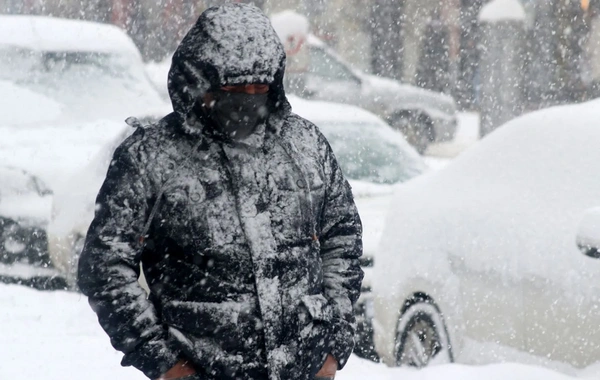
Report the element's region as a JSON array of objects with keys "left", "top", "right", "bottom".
[
  {"left": 394, "top": 295, "right": 453, "bottom": 367},
  {"left": 392, "top": 113, "right": 434, "bottom": 154}
]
